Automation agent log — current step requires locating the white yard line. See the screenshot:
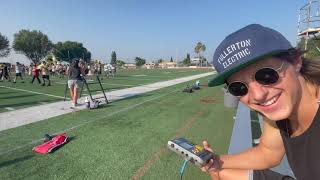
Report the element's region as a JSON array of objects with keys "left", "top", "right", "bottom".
[
  {"left": 55, "top": 81, "right": 137, "bottom": 87},
  {"left": 100, "top": 82, "right": 136, "bottom": 86},
  {"left": 4, "top": 107, "right": 15, "bottom": 111},
  {"left": 54, "top": 81, "right": 67, "bottom": 84},
  {"left": 0, "top": 86, "right": 68, "bottom": 100},
  {"left": 114, "top": 77, "right": 154, "bottom": 81},
  {"left": 131, "top": 74, "right": 147, "bottom": 77}
]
